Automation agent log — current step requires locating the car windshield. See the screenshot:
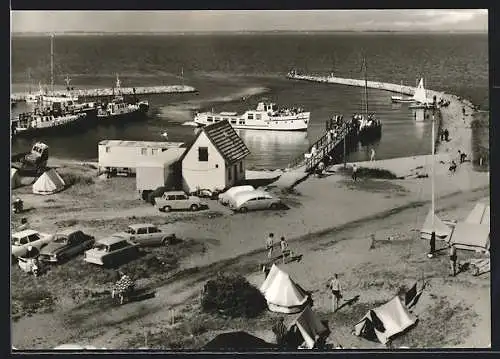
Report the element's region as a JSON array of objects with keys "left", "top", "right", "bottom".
[
  {"left": 94, "top": 244, "right": 108, "bottom": 251},
  {"left": 125, "top": 228, "right": 135, "bottom": 234},
  {"left": 53, "top": 235, "right": 68, "bottom": 243},
  {"left": 11, "top": 237, "right": 21, "bottom": 245}
]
